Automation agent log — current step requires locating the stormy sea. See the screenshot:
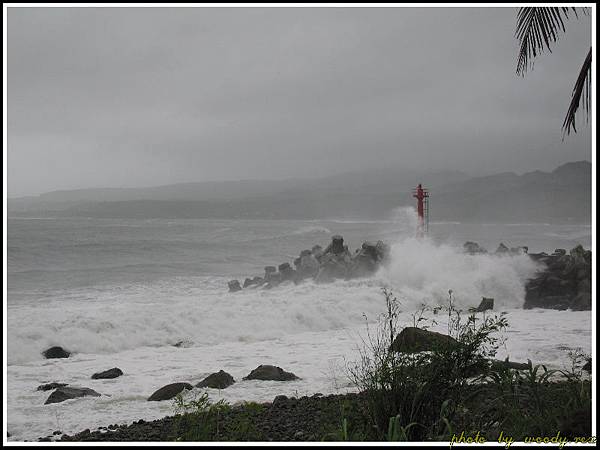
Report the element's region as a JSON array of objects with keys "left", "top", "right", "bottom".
[{"left": 6, "top": 210, "right": 592, "bottom": 440}]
